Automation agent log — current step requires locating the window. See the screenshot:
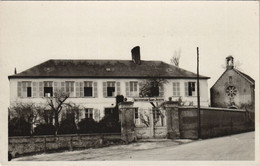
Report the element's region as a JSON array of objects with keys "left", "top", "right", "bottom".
[
  {"left": 226, "top": 86, "right": 237, "bottom": 98},
  {"left": 173, "top": 82, "right": 180, "bottom": 96},
  {"left": 85, "top": 108, "right": 93, "bottom": 119},
  {"left": 130, "top": 81, "right": 138, "bottom": 96},
  {"left": 27, "top": 87, "right": 32, "bottom": 97},
  {"left": 134, "top": 108, "right": 138, "bottom": 119},
  {"left": 105, "top": 108, "right": 114, "bottom": 116},
  {"left": 44, "top": 81, "right": 53, "bottom": 97},
  {"left": 65, "top": 81, "right": 74, "bottom": 96},
  {"left": 150, "top": 82, "right": 159, "bottom": 97},
  {"left": 229, "top": 76, "right": 233, "bottom": 84},
  {"left": 43, "top": 110, "right": 53, "bottom": 125},
  {"left": 84, "top": 81, "right": 93, "bottom": 97},
  {"left": 107, "top": 82, "right": 115, "bottom": 97},
  {"left": 21, "top": 81, "right": 32, "bottom": 97},
  {"left": 153, "top": 109, "right": 160, "bottom": 119},
  {"left": 188, "top": 82, "right": 196, "bottom": 96}
]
